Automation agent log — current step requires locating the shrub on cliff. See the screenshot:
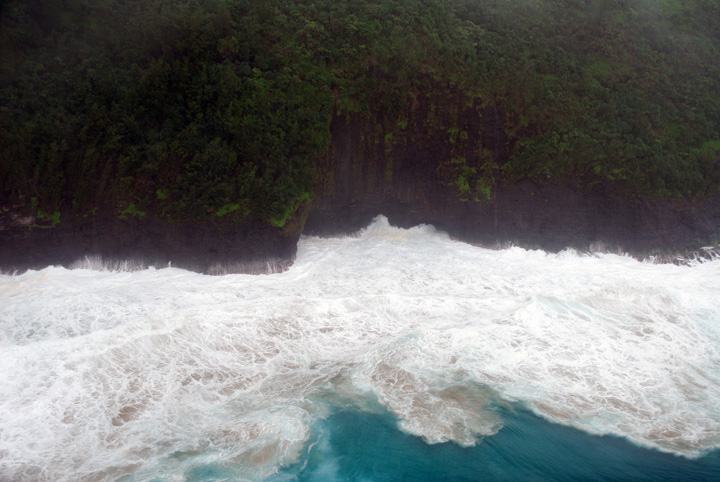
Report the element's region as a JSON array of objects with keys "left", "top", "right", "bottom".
[{"left": 1, "top": 0, "right": 718, "bottom": 226}]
